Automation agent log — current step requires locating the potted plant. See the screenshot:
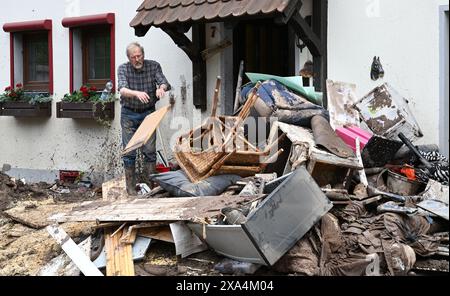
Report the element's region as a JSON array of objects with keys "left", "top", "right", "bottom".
[
  {"left": 0, "top": 83, "right": 52, "bottom": 117},
  {"left": 56, "top": 85, "right": 115, "bottom": 123}
]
